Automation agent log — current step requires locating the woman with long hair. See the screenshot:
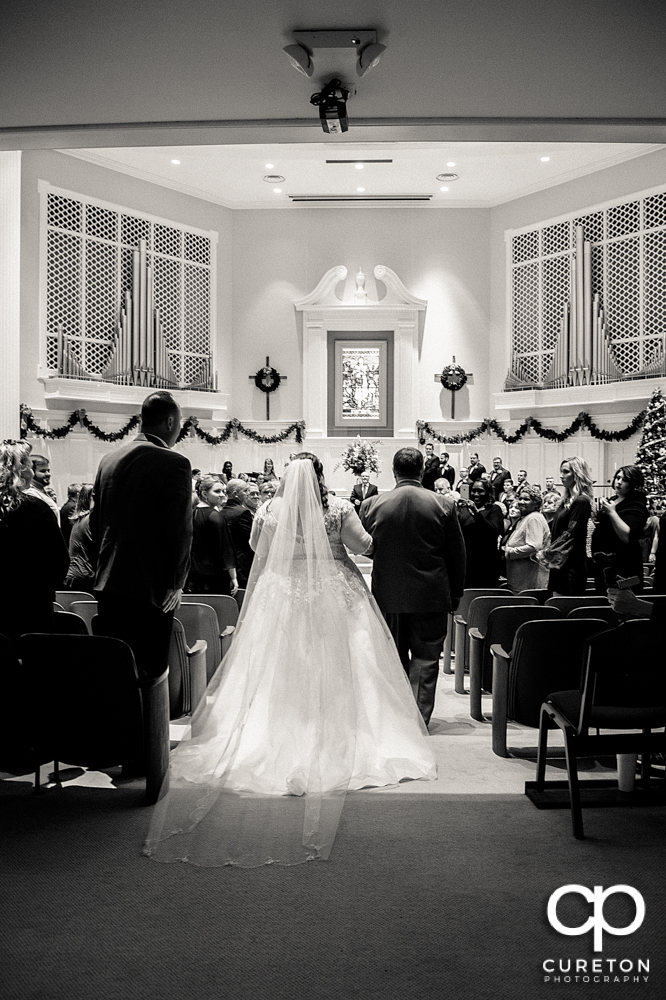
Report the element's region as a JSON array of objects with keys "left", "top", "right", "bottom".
[
  {"left": 64, "top": 483, "right": 96, "bottom": 592},
  {"left": 591, "top": 464, "right": 648, "bottom": 593},
  {"left": 0, "top": 440, "right": 69, "bottom": 645},
  {"left": 145, "top": 452, "right": 435, "bottom": 868},
  {"left": 187, "top": 475, "right": 238, "bottom": 595},
  {"left": 457, "top": 479, "right": 504, "bottom": 586},
  {"left": 262, "top": 457, "right": 278, "bottom": 482},
  {"left": 501, "top": 485, "right": 550, "bottom": 593},
  {"left": 545, "top": 457, "right": 594, "bottom": 595},
  {"left": 220, "top": 461, "right": 233, "bottom": 484}
]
